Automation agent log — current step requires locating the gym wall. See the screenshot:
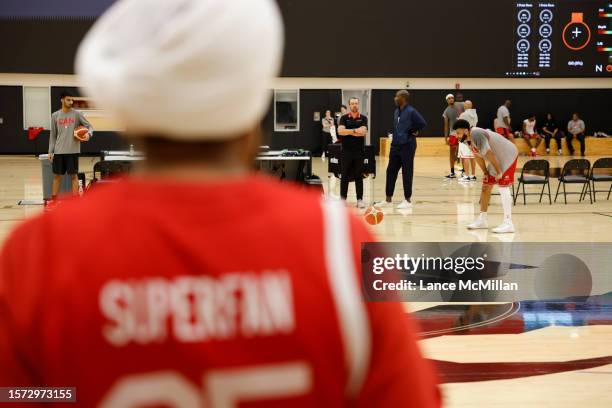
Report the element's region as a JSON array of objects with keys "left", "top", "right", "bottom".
[
  {"left": 0, "top": 85, "right": 127, "bottom": 154},
  {"left": 263, "top": 88, "right": 612, "bottom": 152},
  {"left": 0, "top": 81, "right": 610, "bottom": 154}
]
